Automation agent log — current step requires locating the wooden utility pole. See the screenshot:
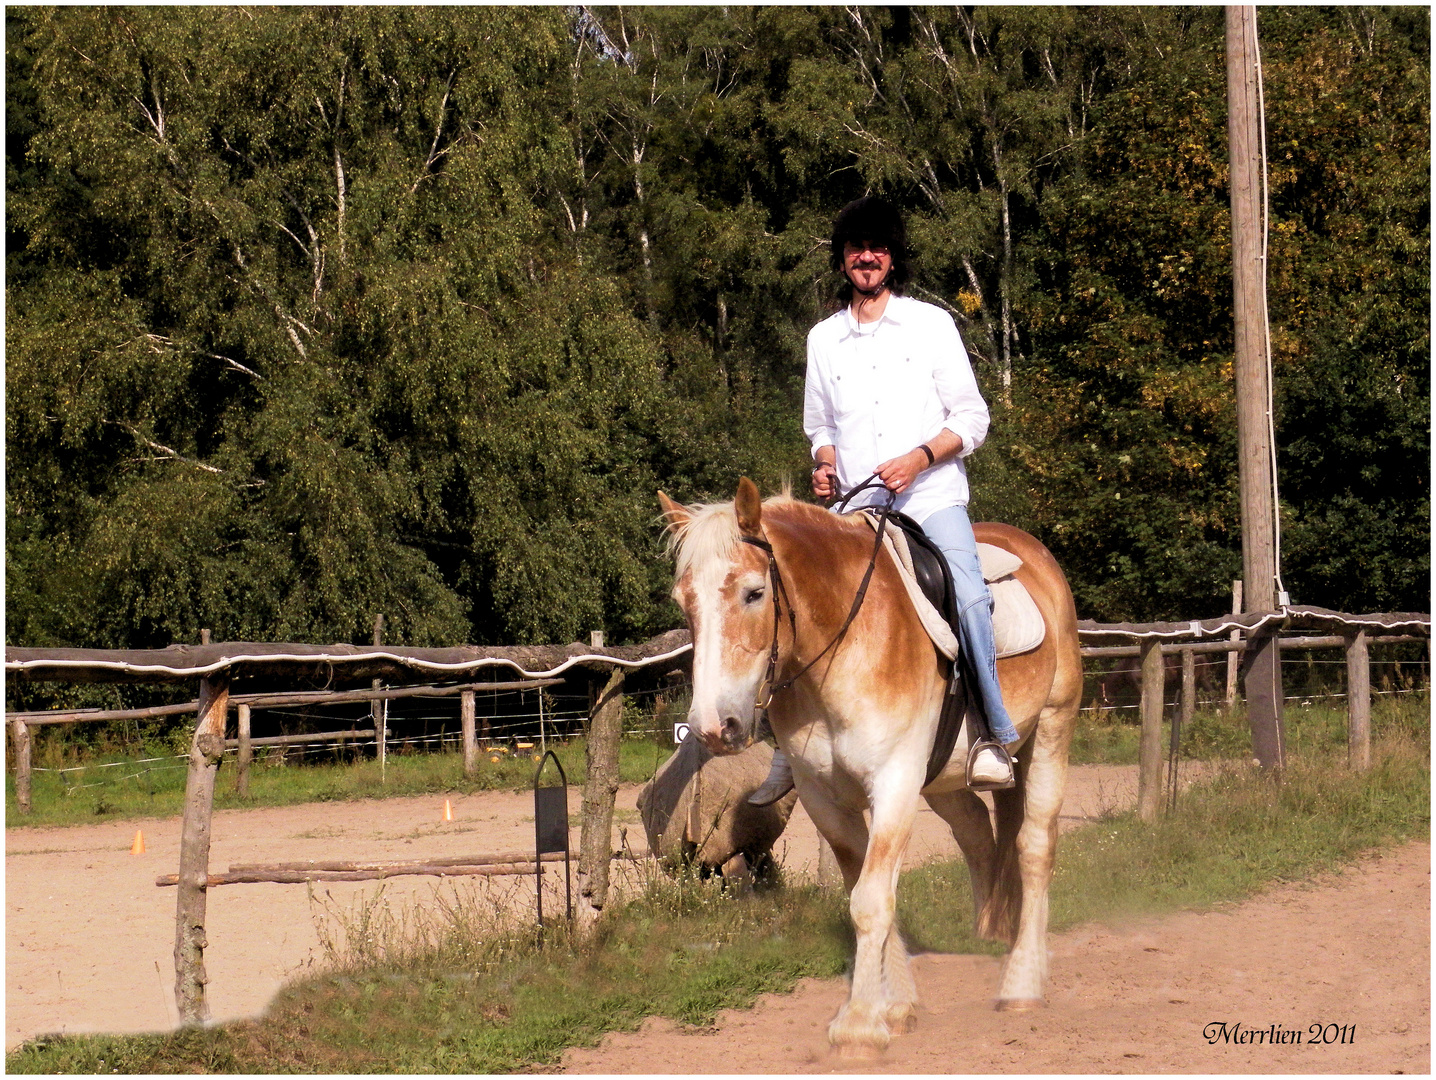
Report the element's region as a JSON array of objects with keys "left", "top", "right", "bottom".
[{"left": 1226, "top": 5, "right": 1285, "bottom": 769}]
